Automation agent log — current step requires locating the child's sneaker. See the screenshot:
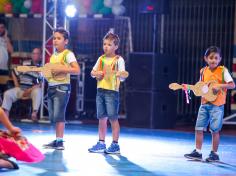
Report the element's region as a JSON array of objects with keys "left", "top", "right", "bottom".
[
  {"left": 184, "top": 149, "right": 202, "bottom": 160},
  {"left": 205, "top": 151, "right": 220, "bottom": 162},
  {"left": 88, "top": 142, "right": 106, "bottom": 153},
  {"left": 105, "top": 142, "right": 120, "bottom": 154},
  {"left": 43, "top": 140, "right": 65, "bottom": 150}
]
